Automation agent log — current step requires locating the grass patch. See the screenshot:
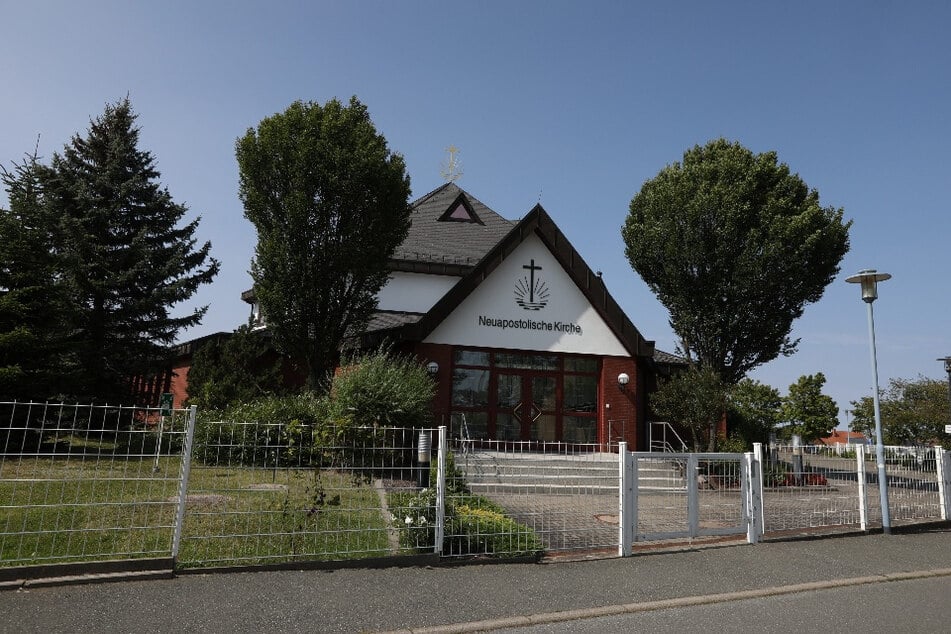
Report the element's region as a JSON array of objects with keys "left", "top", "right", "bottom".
[
  {"left": 178, "top": 467, "right": 392, "bottom": 568},
  {"left": 1, "top": 450, "right": 395, "bottom": 569},
  {"left": 1, "top": 455, "right": 182, "bottom": 566}
]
